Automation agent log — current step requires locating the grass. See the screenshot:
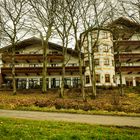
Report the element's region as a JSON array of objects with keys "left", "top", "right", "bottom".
[
  {"left": 16, "top": 105, "right": 140, "bottom": 117},
  {"left": 0, "top": 117, "right": 140, "bottom": 140}
]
